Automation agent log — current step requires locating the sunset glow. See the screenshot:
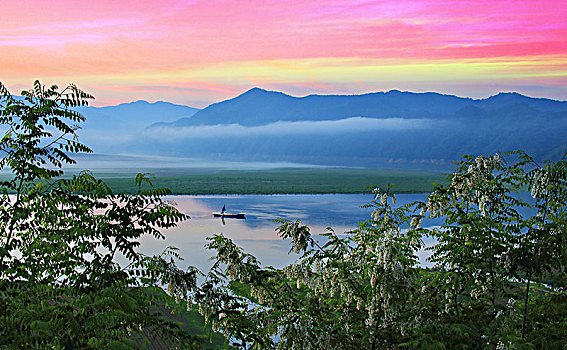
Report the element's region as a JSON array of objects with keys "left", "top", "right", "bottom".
[{"left": 1, "top": 0, "right": 566, "bottom": 107}]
